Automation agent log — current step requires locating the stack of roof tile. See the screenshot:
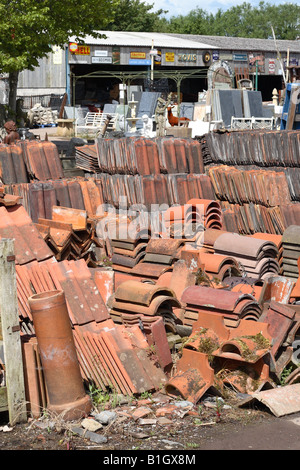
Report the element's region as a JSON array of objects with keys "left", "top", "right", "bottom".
[
  {"left": 0, "top": 184, "right": 22, "bottom": 207},
  {"left": 4, "top": 173, "right": 215, "bottom": 222},
  {"left": 0, "top": 141, "right": 64, "bottom": 184},
  {"left": 165, "top": 313, "right": 274, "bottom": 402},
  {"left": 118, "top": 238, "right": 185, "bottom": 281},
  {"left": 0, "top": 143, "right": 28, "bottom": 184},
  {"left": 35, "top": 206, "right": 106, "bottom": 266},
  {"left": 75, "top": 144, "right": 100, "bottom": 173},
  {"left": 16, "top": 258, "right": 110, "bottom": 332},
  {"left": 281, "top": 225, "right": 300, "bottom": 279},
  {"left": 212, "top": 231, "right": 280, "bottom": 279},
  {"left": 181, "top": 285, "right": 262, "bottom": 328},
  {"left": 73, "top": 321, "right": 168, "bottom": 395},
  {"left": 110, "top": 227, "right": 150, "bottom": 273},
  {"left": 163, "top": 198, "right": 222, "bottom": 238},
  {"left": 17, "top": 258, "right": 168, "bottom": 400},
  {"left": 199, "top": 130, "right": 300, "bottom": 167},
  {"left": 208, "top": 165, "right": 291, "bottom": 207},
  {"left": 109, "top": 280, "right": 182, "bottom": 333},
  {"left": 221, "top": 202, "right": 287, "bottom": 235},
  {"left": 94, "top": 136, "right": 204, "bottom": 175},
  {"left": 180, "top": 247, "right": 241, "bottom": 282},
  {"left": 0, "top": 204, "right": 54, "bottom": 265}
]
